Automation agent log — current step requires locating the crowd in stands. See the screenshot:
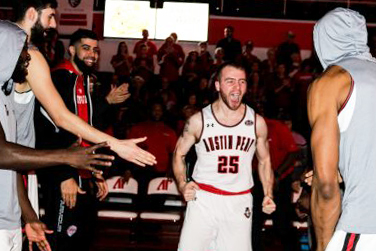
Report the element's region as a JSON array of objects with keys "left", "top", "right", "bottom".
[{"left": 39, "top": 26, "right": 327, "bottom": 250}]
